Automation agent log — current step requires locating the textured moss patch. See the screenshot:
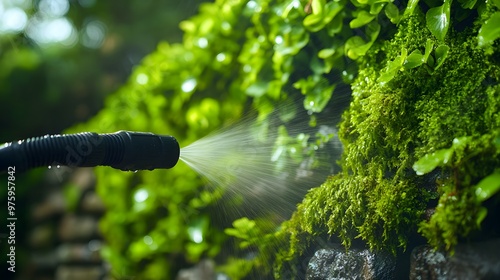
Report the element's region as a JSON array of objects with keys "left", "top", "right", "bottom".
[{"left": 272, "top": 3, "right": 500, "bottom": 276}]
